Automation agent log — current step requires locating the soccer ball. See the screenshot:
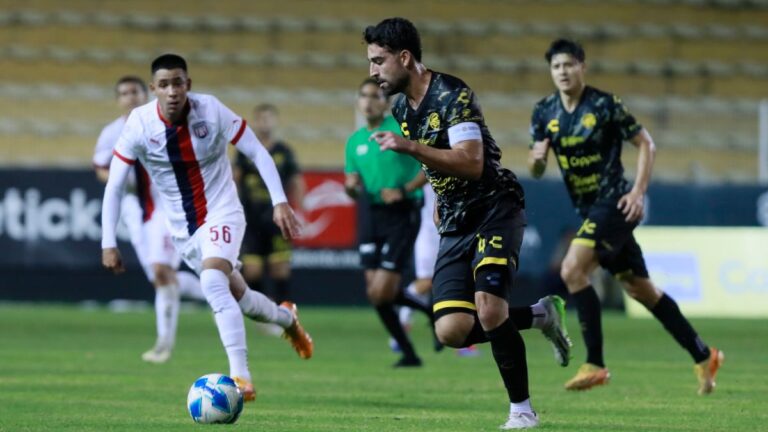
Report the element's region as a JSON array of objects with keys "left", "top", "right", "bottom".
[{"left": 186, "top": 373, "right": 244, "bottom": 424}]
